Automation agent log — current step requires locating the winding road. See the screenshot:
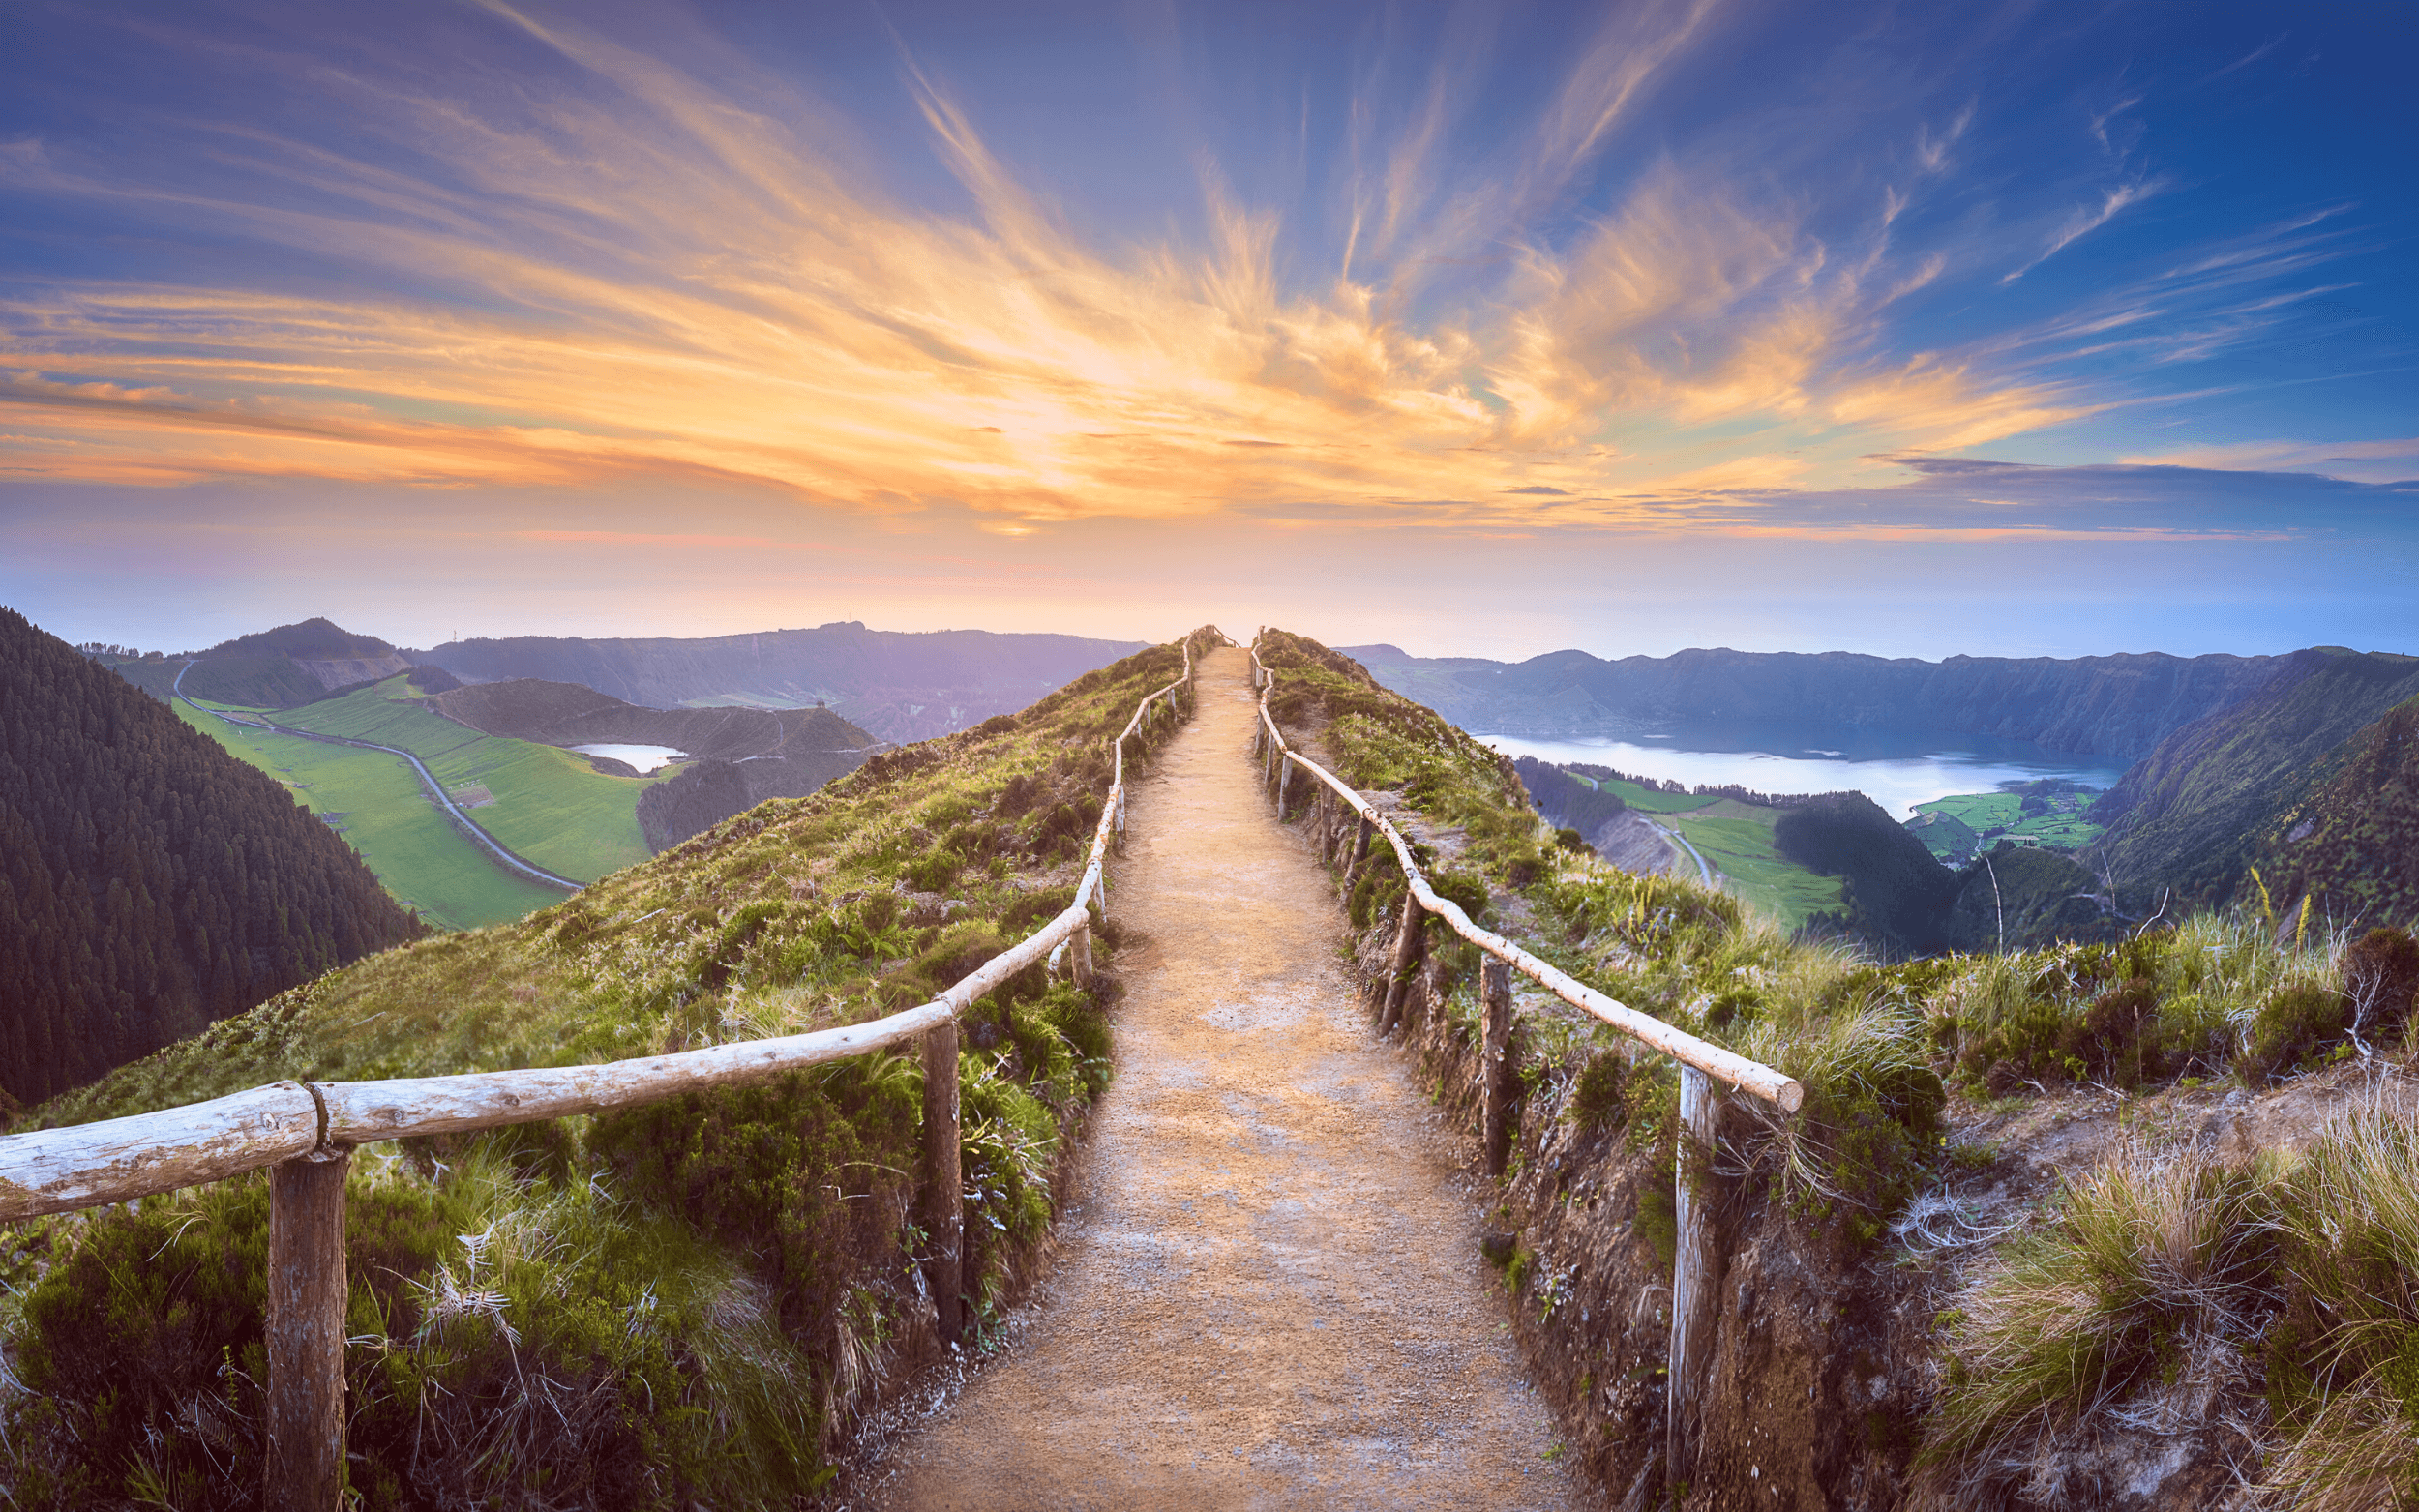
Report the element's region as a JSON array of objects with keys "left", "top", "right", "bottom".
[{"left": 173, "top": 662, "right": 582, "bottom": 892}]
